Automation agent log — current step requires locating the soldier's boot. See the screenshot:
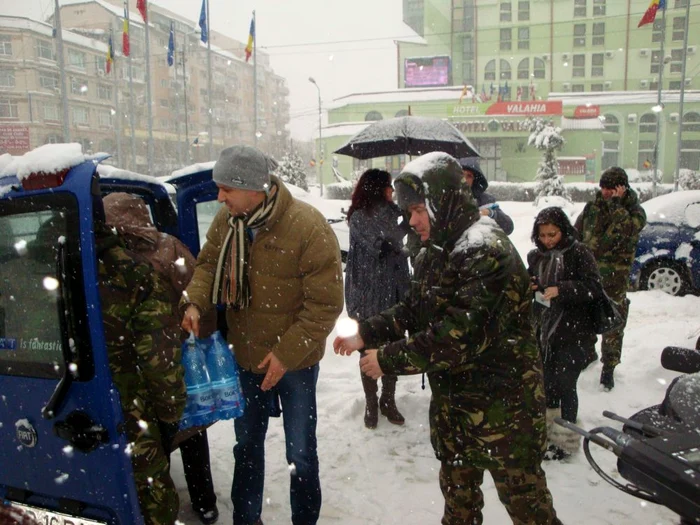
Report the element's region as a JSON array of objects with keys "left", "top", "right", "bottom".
[
  {"left": 379, "top": 375, "right": 405, "bottom": 426},
  {"left": 361, "top": 371, "right": 379, "bottom": 429},
  {"left": 600, "top": 366, "right": 615, "bottom": 391}
]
